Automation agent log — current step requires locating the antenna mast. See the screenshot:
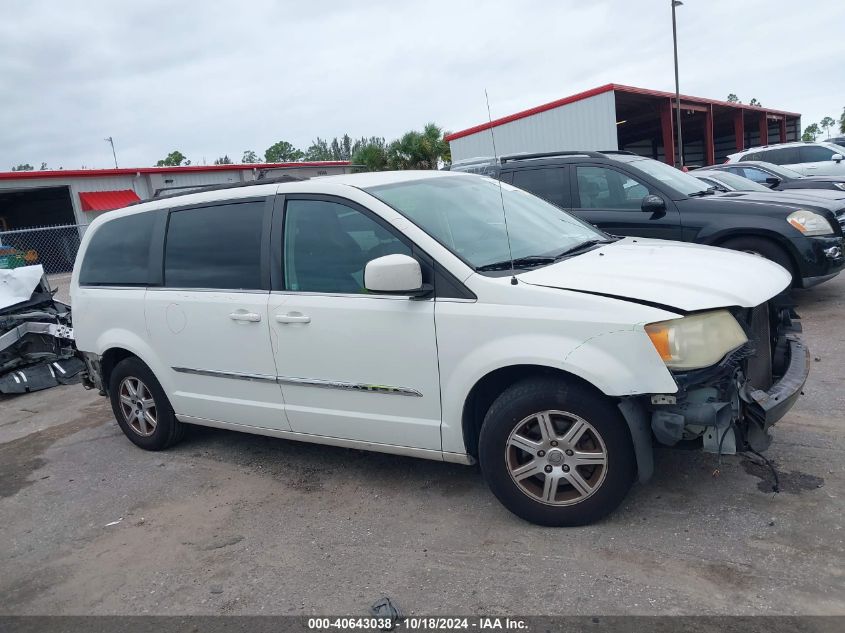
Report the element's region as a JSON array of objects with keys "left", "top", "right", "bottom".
[{"left": 484, "top": 89, "right": 517, "bottom": 285}]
